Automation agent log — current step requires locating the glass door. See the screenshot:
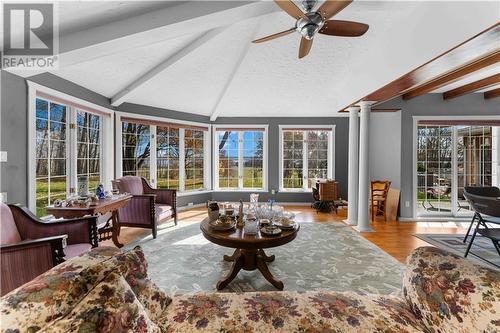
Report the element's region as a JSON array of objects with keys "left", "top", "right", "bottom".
[
  {"left": 456, "top": 125, "right": 494, "bottom": 216},
  {"left": 416, "top": 122, "right": 498, "bottom": 217}
]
